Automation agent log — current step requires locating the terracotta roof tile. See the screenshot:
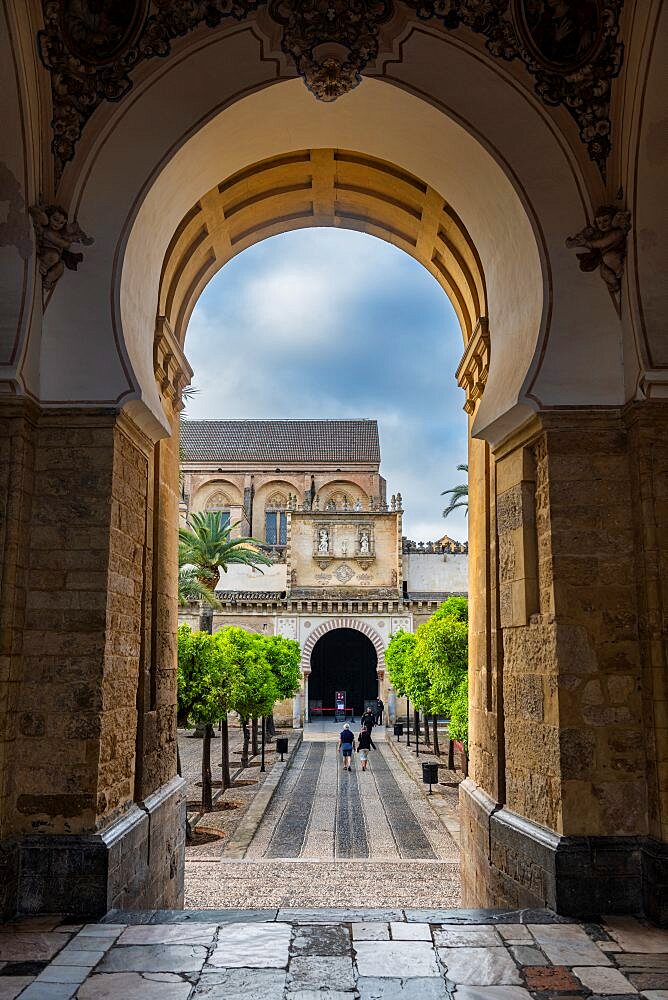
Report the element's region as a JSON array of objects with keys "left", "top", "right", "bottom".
[{"left": 180, "top": 419, "right": 380, "bottom": 464}]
